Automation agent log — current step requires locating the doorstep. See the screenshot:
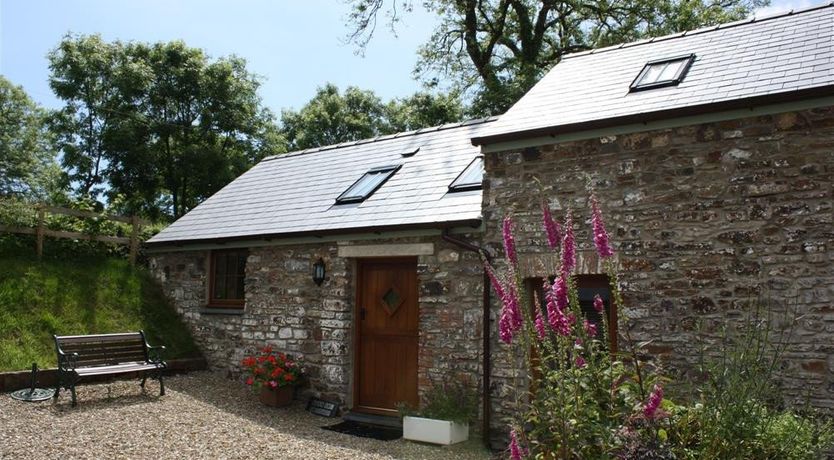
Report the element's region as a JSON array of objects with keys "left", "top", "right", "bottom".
[{"left": 342, "top": 411, "right": 402, "bottom": 428}]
